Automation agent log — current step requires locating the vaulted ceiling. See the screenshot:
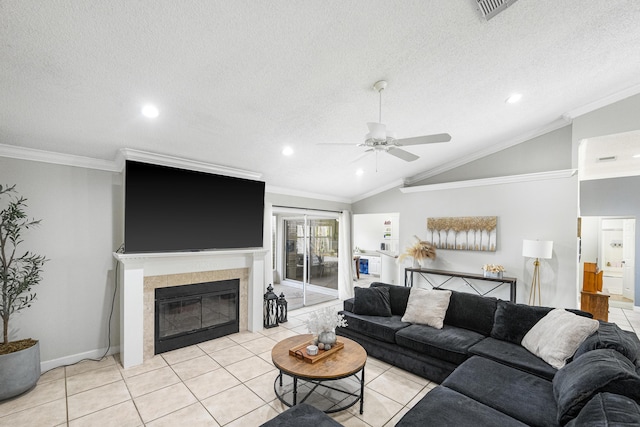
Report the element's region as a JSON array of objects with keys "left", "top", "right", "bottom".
[{"left": 2, "top": 1, "right": 640, "bottom": 202}]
